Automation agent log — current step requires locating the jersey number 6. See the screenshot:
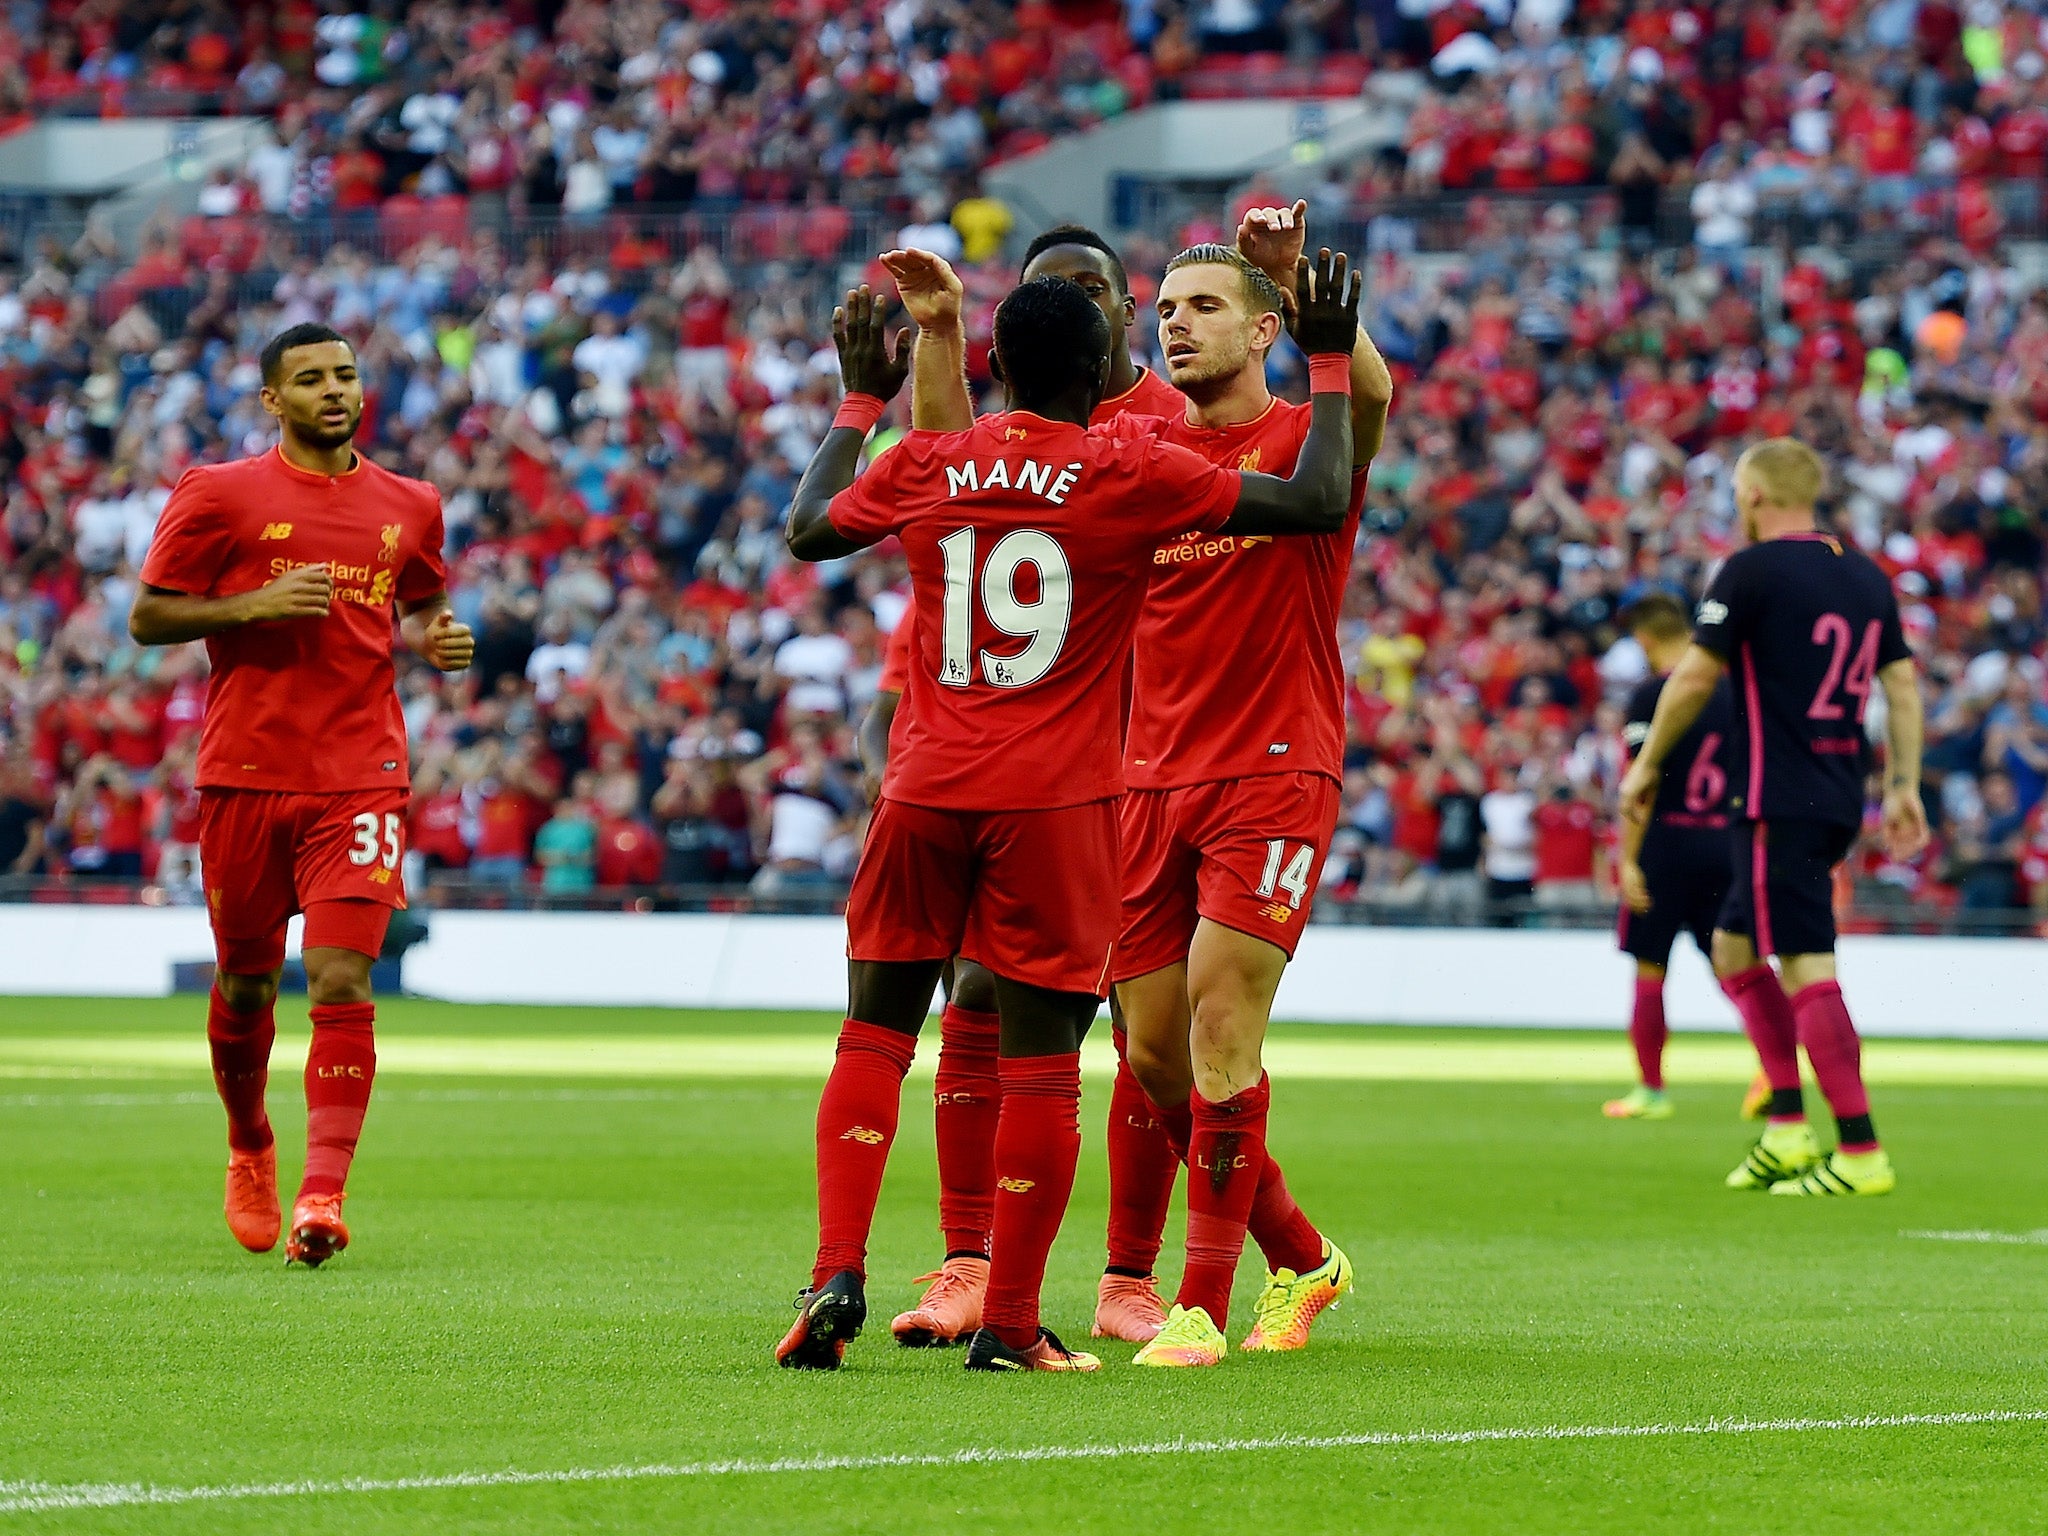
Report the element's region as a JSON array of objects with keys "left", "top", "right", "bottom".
[{"left": 936, "top": 527, "right": 1072, "bottom": 689}]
